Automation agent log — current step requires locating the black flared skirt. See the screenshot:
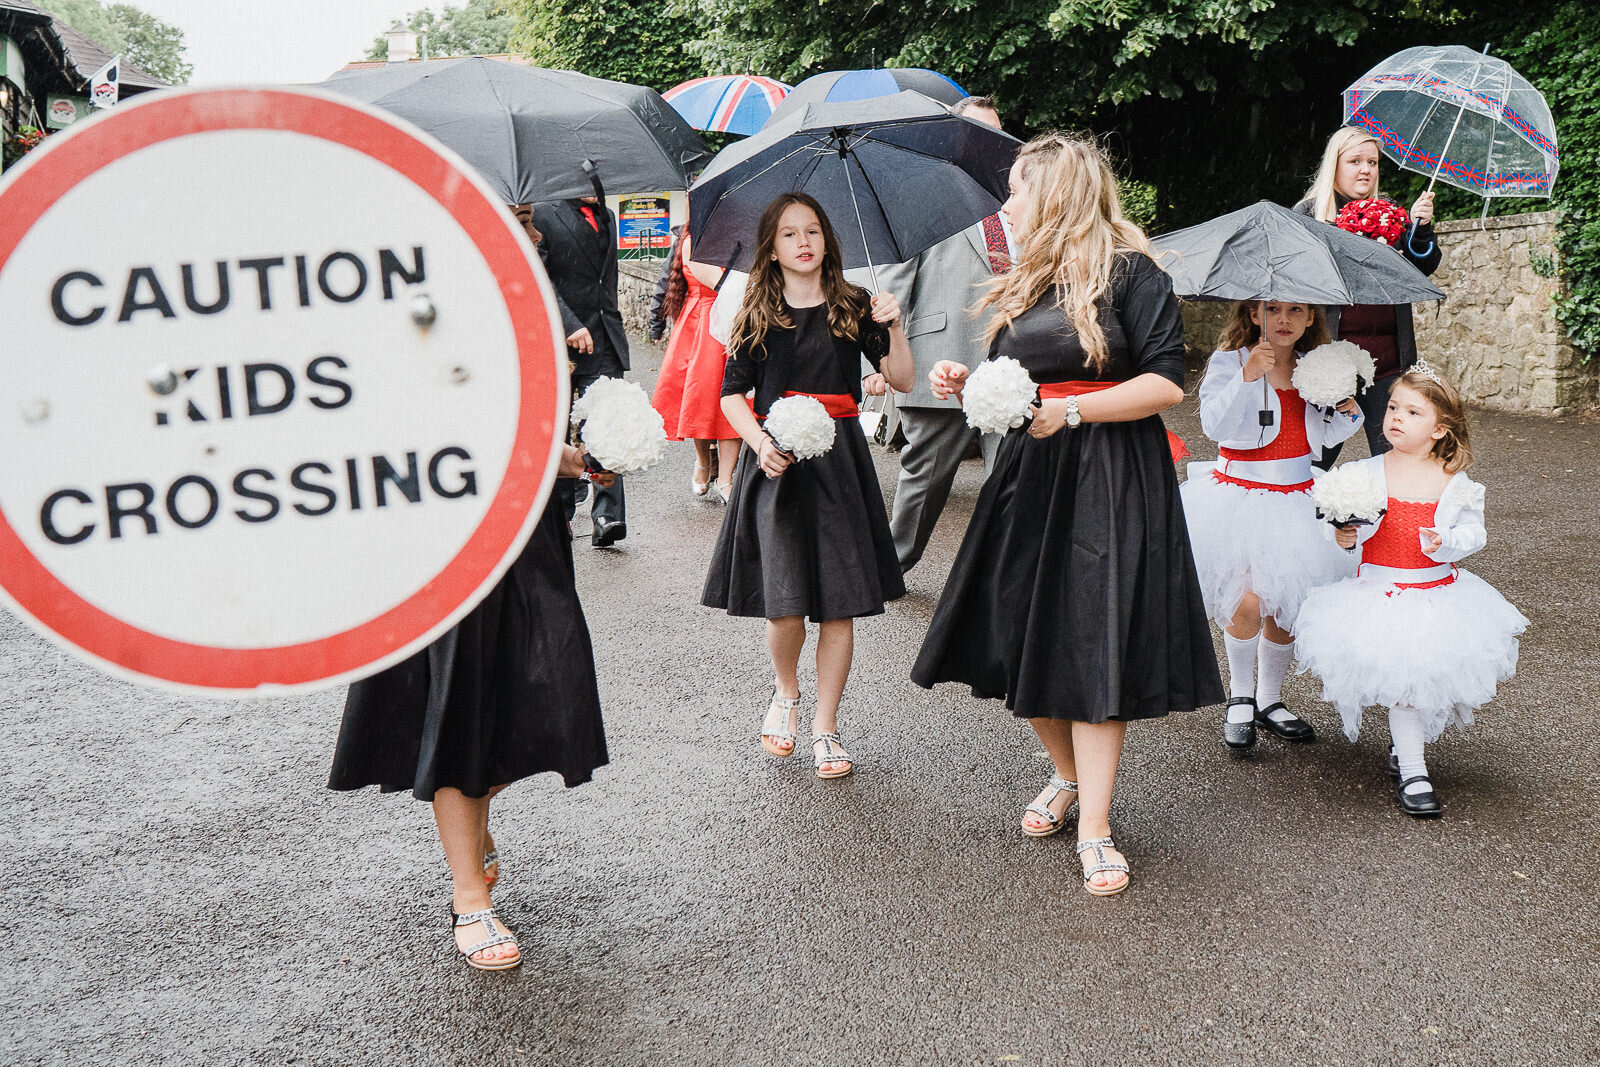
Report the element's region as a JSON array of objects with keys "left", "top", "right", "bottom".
[
  {"left": 911, "top": 416, "right": 1223, "bottom": 722},
  {"left": 702, "top": 419, "right": 906, "bottom": 622},
  {"left": 328, "top": 494, "right": 608, "bottom": 800}
]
